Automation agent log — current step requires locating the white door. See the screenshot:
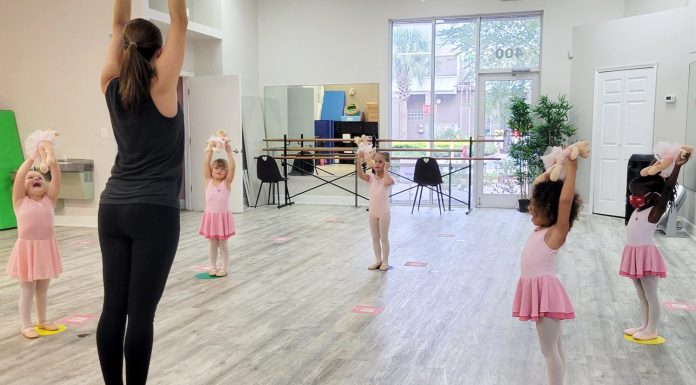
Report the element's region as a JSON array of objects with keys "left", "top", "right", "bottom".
[
  {"left": 475, "top": 73, "right": 539, "bottom": 208},
  {"left": 592, "top": 66, "right": 656, "bottom": 217},
  {"left": 186, "top": 75, "right": 244, "bottom": 213}
]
